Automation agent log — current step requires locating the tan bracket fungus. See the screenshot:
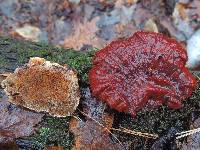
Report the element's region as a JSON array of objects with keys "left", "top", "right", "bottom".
[{"left": 1, "top": 57, "right": 80, "bottom": 117}]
